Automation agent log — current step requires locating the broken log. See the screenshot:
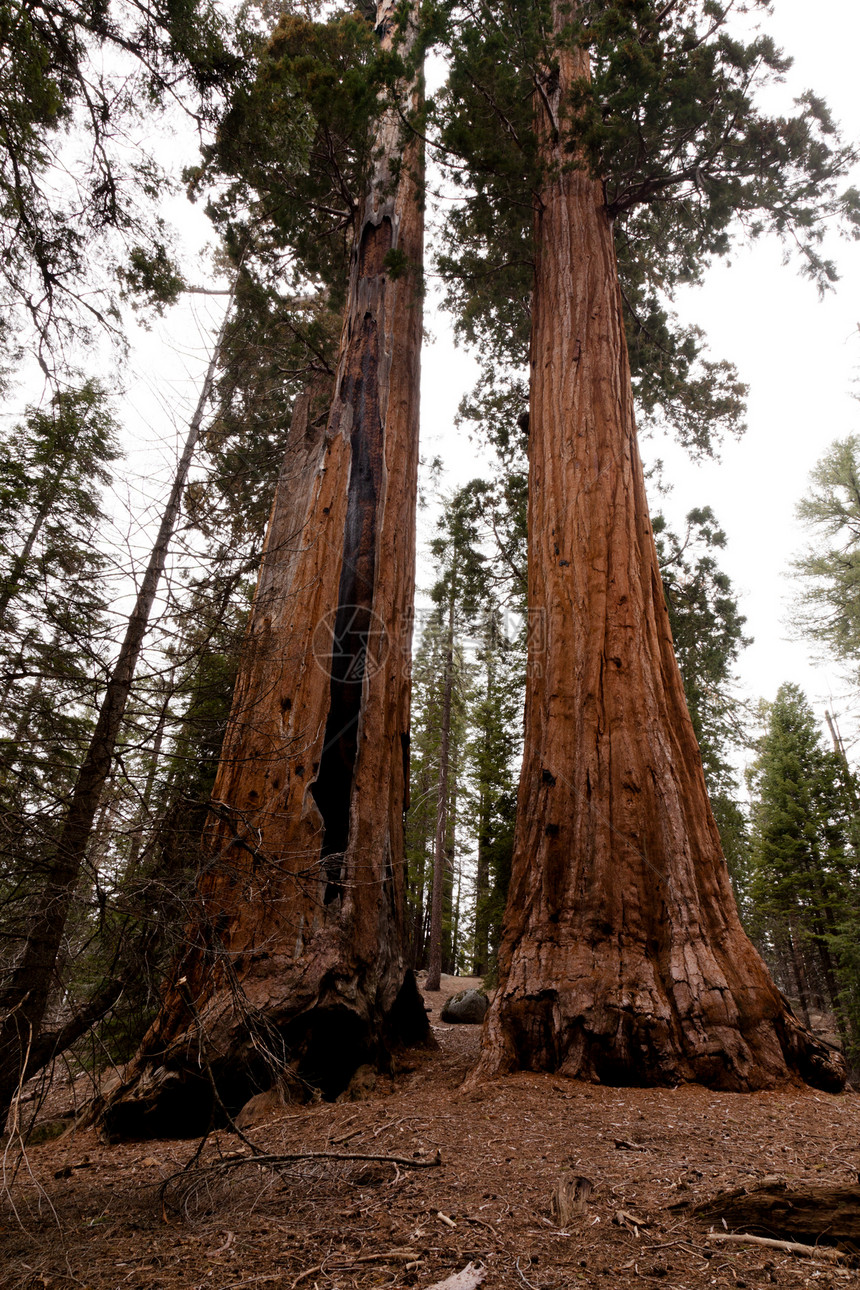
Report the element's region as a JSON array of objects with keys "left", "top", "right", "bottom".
[{"left": 694, "top": 1180, "right": 860, "bottom": 1253}]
